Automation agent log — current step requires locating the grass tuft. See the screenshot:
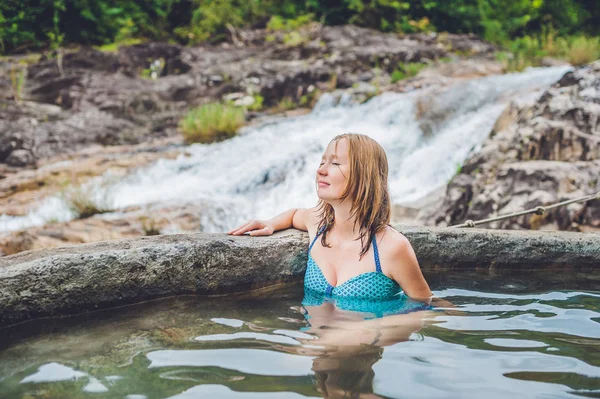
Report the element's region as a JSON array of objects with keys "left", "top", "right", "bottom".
[
  {"left": 391, "top": 62, "right": 426, "bottom": 83},
  {"left": 558, "top": 36, "right": 600, "bottom": 66},
  {"left": 62, "top": 186, "right": 113, "bottom": 219},
  {"left": 95, "top": 38, "right": 143, "bottom": 53},
  {"left": 179, "top": 102, "right": 245, "bottom": 144},
  {"left": 140, "top": 216, "right": 161, "bottom": 236},
  {"left": 500, "top": 31, "right": 600, "bottom": 72}
]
